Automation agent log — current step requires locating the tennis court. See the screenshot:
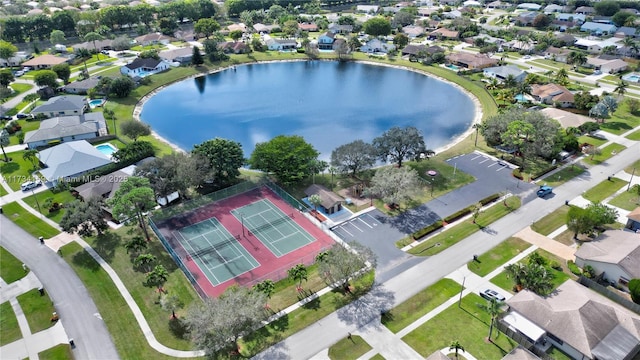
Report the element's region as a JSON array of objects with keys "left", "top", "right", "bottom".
[
  {"left": 173, "top": 217, "right": 259, "bottom": 286},
  {"left": 231, "top": 199, "right": 316, "bottom": 257}
]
